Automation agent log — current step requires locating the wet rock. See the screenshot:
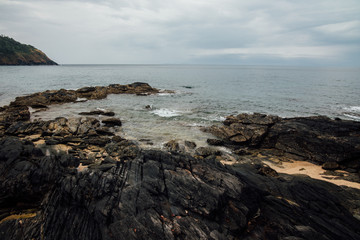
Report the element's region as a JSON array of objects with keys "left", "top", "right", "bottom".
[
  {"left": 96, "top": 127, "right": 114, "bottom": 136},
  {"left": 79, "top": 110, "right": 104, "bottom": 115},
  {"left": 102, "top": 118, "right": 122, "bottom": 127},
  {"left": 76, "top": 87, "right": 96, "bottom": 93},
  {"left": 30, "top": 104, "right": 48, "bottom": 109},
  {"left": 184, "top": 140, "right": 197, "bottom": 149},
  {"left": 164, "top": 140, "right": 180, "bottom": 152},
  {"left": 195, "top": 147, "right": 222, "bottom": 157},
  {"left": 102, "top": 111, "right": 115, "bottom": 116},
  {"left": 207, "top": 138, "right": 224, "bottom": 146}
]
